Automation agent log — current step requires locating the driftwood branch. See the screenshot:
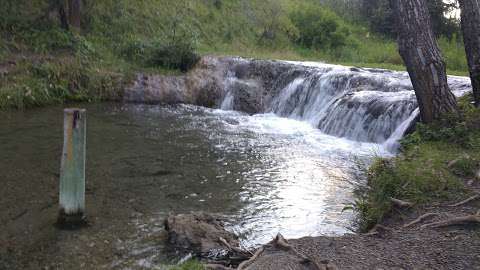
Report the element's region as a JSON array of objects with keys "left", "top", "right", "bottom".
[
  {"left": 219, "top": 237, "right": 253, "bottom": 257},
  {"left": 390, "top": 197, "right": 414, "bottom": 208},
  {"left": 365, "top": 224, "right": 394, "bottom": 236},
  {"left": 237, "top": 246, "right": 264, "bottom": 270},
  {"left": 422, "top": 211, "right": 480, "bottom": 228},
  {"left": 448, "top": 194, "right": 480, "bottom": 207},
  {"left": 403, "top": 213, "right": 438, "bottom": 228}
]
